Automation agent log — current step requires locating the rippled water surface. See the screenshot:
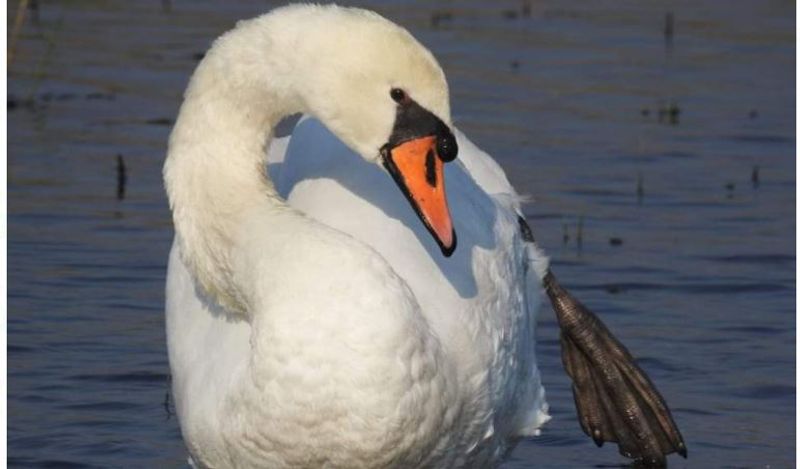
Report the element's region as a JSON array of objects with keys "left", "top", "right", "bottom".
[{"left": 8, "top": 1, "right": 795, "bottom": 467}]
